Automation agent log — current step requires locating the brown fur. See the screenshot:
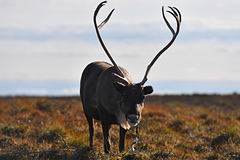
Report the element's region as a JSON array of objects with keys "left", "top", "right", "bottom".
[{"left": 80, "top": 61, "right": 153, "bottom": 153}]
